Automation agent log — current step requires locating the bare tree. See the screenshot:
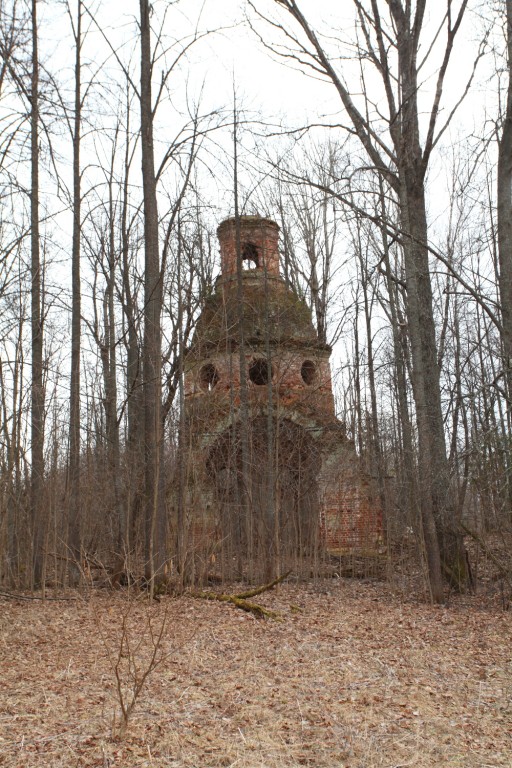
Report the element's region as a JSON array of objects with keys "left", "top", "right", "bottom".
[
  {"left": 139, "top": 0, "right": 165, "bottom": 590},
  {"left": 272, "top": 144, "right": 350, "bottom": 348},
  {"left": 248, "top": 0, "right": 480, "bottom": 599},
  {"left": 30, "top": 0, "right": 45, "bottom": 587},
  {"left": 67, "top": 0, "right": 83, "bottom": 583}
]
